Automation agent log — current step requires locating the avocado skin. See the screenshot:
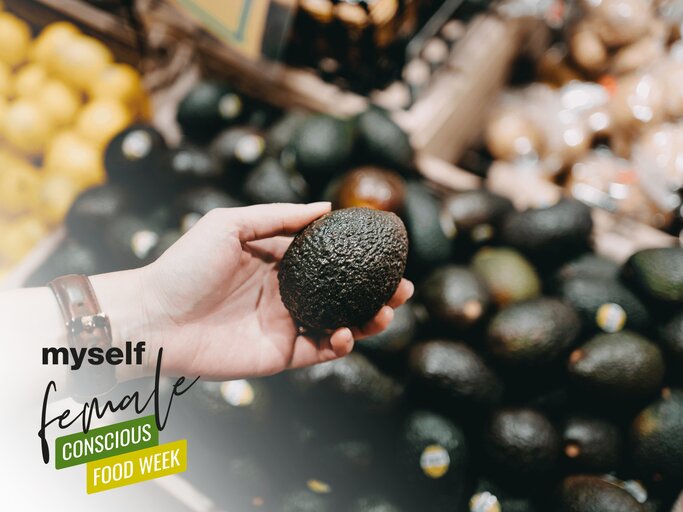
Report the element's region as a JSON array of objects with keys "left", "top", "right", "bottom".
[
  {"left": 443, "top": 189, "right": 514, "bottom": 242},
  {"left": 419, "top": 265, "right": 490, "bottom": 329},
  {"left": 359, "top": 303, "right": 416, "bottom": 354},
  {"left": 555, "top": 254, "right": 620, "bottom": 287},
  {"left": 168, "top": 143, "right": 222, "bottom": 183},
  {"left": 349, "top": 495, "right": 402, "bottom": 512},
  {"left": 659, "top": 312, "right": 683, "bottom": 372},
  {"left": 402, "top": 182, "right": 454, "bottom": 270},
  {"left": 176, "top": 81, "right": 244, "bottom": 143},
  {"left": 484, "top": 407, "right": 560, "bottom": 480},
  {"left": 66, "top": 184, "right": 129, "bottom": 244},
  {"left": 104, "top": 124, "right": 168, "bottom": 187},
  {"left": 289, "top": 114, "right": 356, "bottom": 180},
  {"left": 472, "top": 247, "right": 541, "bottom": 307},
  {"left": 409, "top": 340, "right": 502, "bottom": 408},
  {"left": 561, "top": 415, "right": 622, "bottom": 473},
  {"left": 486, "top": 298, "right": 581, "bottom": 368},
  {"left": 103, "top": 212, "right": 166, "bottom": 267},
  {"left": 281, "top": 489, "right": 336, "bottom": 512},
  {"left": 559, "top": 277, "right": 650, "bottom": 332},
  {"left": 279, "top": 207, "right": 408, "bottom": 330},
  {"left": 356, "top": 106, "right": 413, "bottom": 170},
  {"left": 622, "top": 247, "right": 683, "bottom": 304},
  {"left": 265, "top": 110, "right": 308, "bottom": 156},
  {"left": 568, "top": 332, "right": 664, "bottom": 404},
  {"left": 500, "top": 199, "right": 593, "bottom": 261},
  {"left": 630, "top": 389, "right": 683, "bottom": 481},
  {"left": 558, "top": 475, "right": 646, "bottom": 512},
  {"left": 242, "top": 157, "right": 308, "bottom": 204}
]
